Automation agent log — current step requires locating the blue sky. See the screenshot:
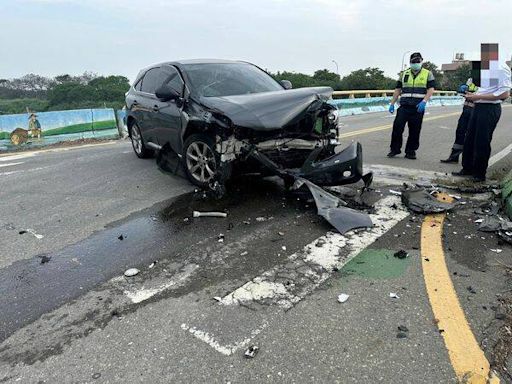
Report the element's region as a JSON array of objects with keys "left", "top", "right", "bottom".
[{"left": 1, "top": 0, "right": 511, "bottom": 81}]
